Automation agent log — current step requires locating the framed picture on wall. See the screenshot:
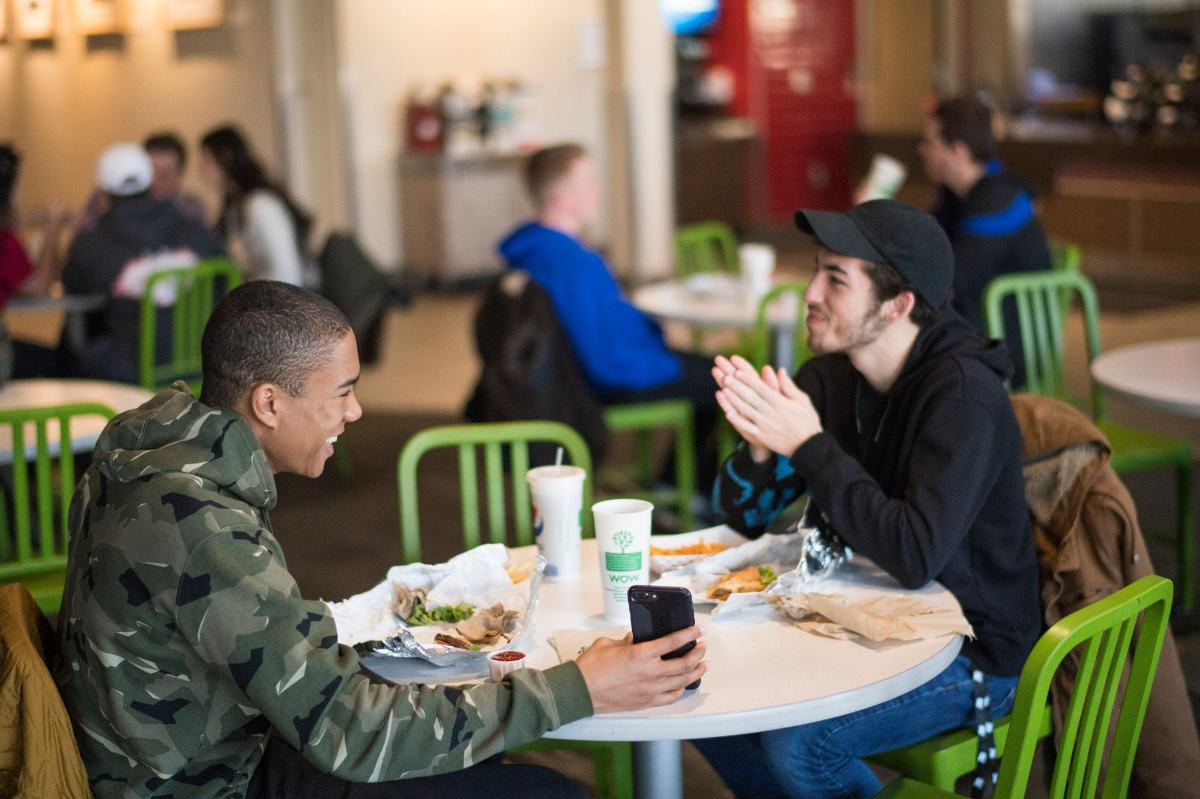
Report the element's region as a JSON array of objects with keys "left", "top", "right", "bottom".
[
  {"left": 165, "top": 0, "right": 224, "bottom": 31},
  {"left": 74, "top": 0, "right": 123, "bottom": 35},
  {"left": 15, "top": 0, "right": 56, "bottom": 40}
]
